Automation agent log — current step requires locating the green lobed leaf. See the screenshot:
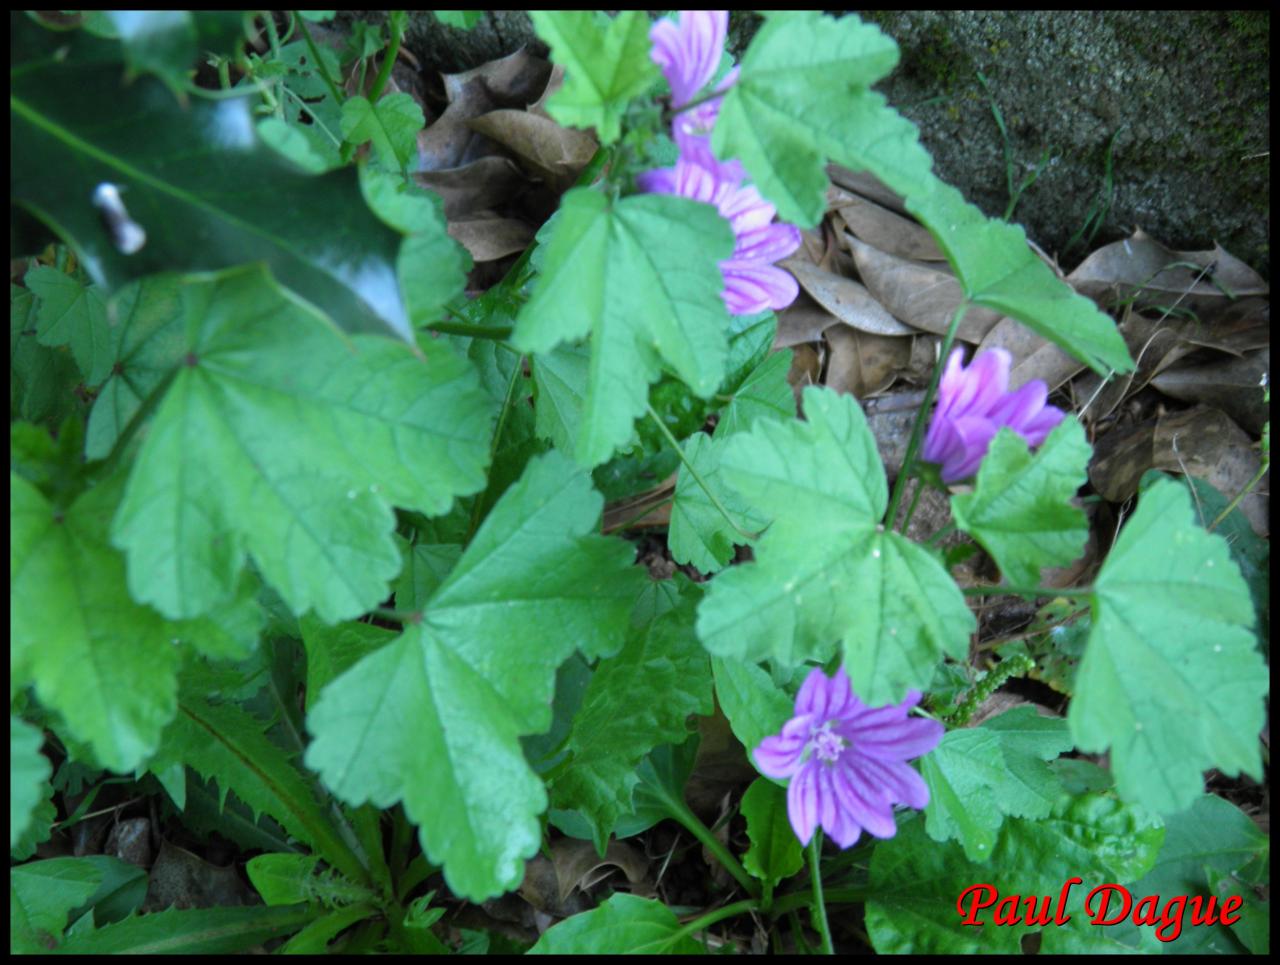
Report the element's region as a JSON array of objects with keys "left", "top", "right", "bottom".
[
  {"left": 305, "top": 452, "right": 646, "bottom": 900},
  {"left": 867, "top": 792, "right": 1164, "bottom": 953},
  {"left": 54, "top": 904, "right": 316, "bottom": 955},
  {"left": 11, "top": 472, "right": 179, "bottom": 772},
  {"left": 514, "top": 188, "right": 734, "bottom": 467},
  {"left": 550, "top": 596, "right": 713, "bottom": 852},
  {"left": 110, "top": 266, "right": 492, "bottom": 622},
  {"left": 717, "top": 348, "right": 795, "bottom": 436},
  {"left": 23, "top": 265, "right": 115, "bottom": 387},
  {"left": 530, "top": 11, "right": 658, "bottom": 144},
  {"left": 151, "top": 695, "right": 367, "bottom": 887},
  {"left": 434, "top": 11, "right": 483, "bottom": 30},
  {"left": 10, "top": 15, "right": 412, "bottom": 341},
  {"left": 391, "top": 540, "right": 463, "bottom": 613},
  {"left": 66, "top": 855, "right": 148, "bottom": 929},
  {"left": 81, "top": 275, "right": 185, "bottom": 459},
  {"left": 341, "top": 94, "right": 425, "bottom": 173},
  {"left": 951, "top": 420, "right": 1090, "bottom": 587},
  {"left": 10, "top": 858, "right": 103, "bottom": 953},
  {"left": 10, "top": 716, "right": 51, "bottom": 850},
  {"left": 529, "top": 892, "right": 704, "bottom": 954},
  {"left": 712, "top": 11, "right": 900, "bottom": 227},
  {"left": 668, "top": 432, "right": 767, "bottom": 574},
  {"left": 281, "top": 903, "right": 379, "bottom": 954},
  {"left": 11, "top": 283, "right": 85, "bottom": 428},
  {"left": 299, "top": 615, "right": 397, "bottom": 714},
  {"left": 697, "top": 386, "right": 974, "bottom": 703},
  {"left": 740, "top": 777, "right": 803, "bottom": 885},
  {"left": 1070, "top": 478, "right": 1267, "bottom": 813},
  {"left": 921, "top": 706, "right": 1073, "bottom": 861},
  {"left": 1108, "top": 793, "right": 1267, "bottom": 954},
  {"left": 711, "top": 656, "right": 795, "bottom": 766}
]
